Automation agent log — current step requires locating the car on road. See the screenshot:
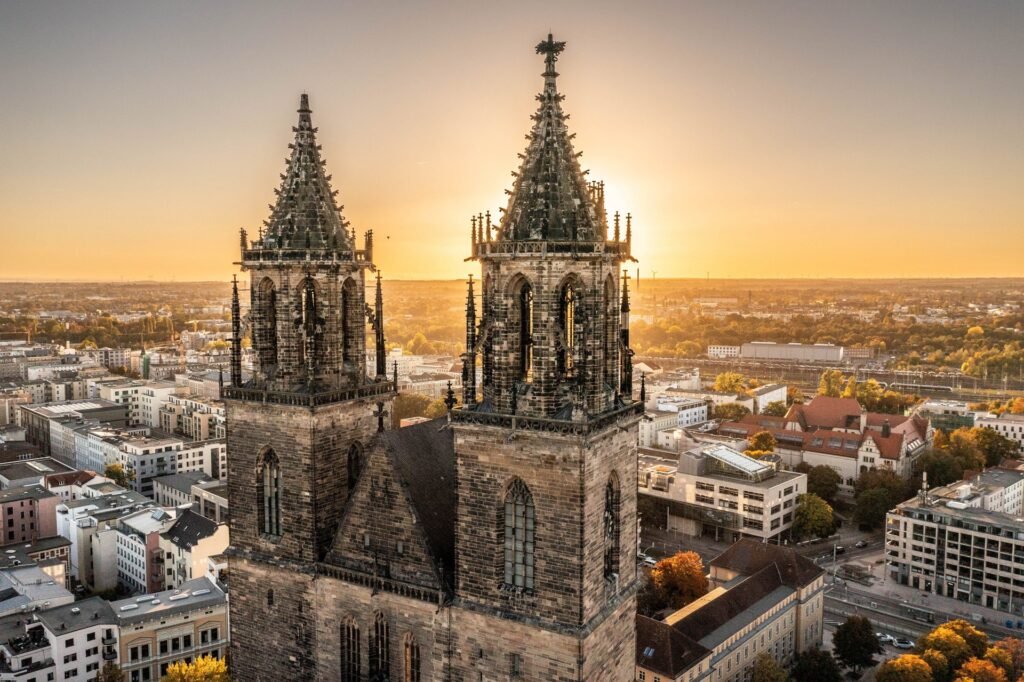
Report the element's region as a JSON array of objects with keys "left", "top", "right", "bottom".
[
  {"left": 855, "top": 540, "right": 869, "bottom": 549},
  {"left": 637, "top": 553, "right": 658, "bottom": 568},
  {"left": 876, "top": 633, "right": 895, "bottom": 644},
  {"left": 835, "top": 546, "right": 846, "bottom": 554},
  {"left": 894, "top": 638, "right": 914, "bottom": 649}
]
